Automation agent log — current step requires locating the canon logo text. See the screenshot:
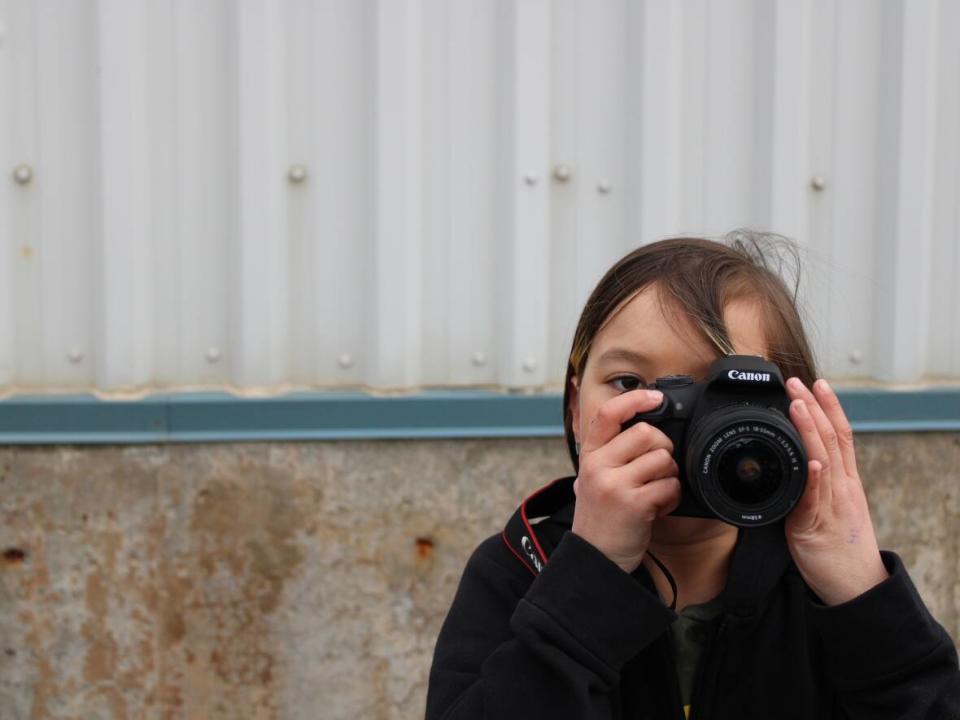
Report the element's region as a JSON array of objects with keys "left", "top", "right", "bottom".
[{"left": 727, "top": 369, "right": 771, "bottom": 382}]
